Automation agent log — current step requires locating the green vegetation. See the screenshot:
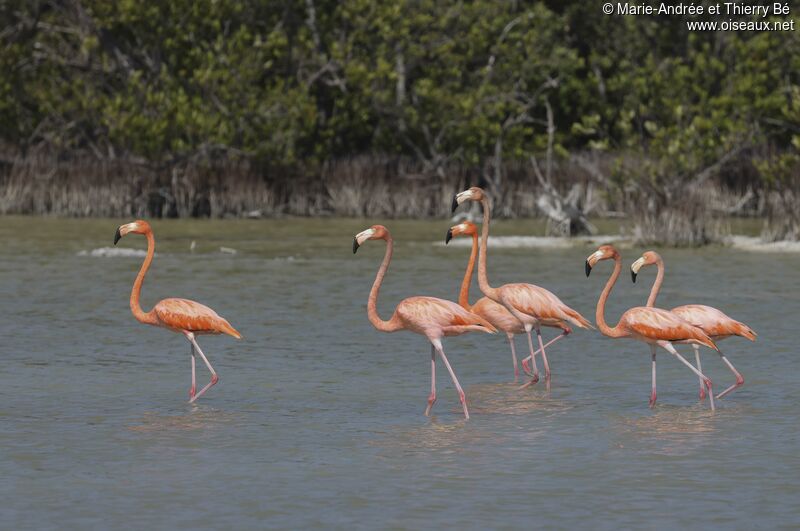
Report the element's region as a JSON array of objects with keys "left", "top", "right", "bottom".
[{"left": 0, "top": 1, "right": 797, "bottom": 242}]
